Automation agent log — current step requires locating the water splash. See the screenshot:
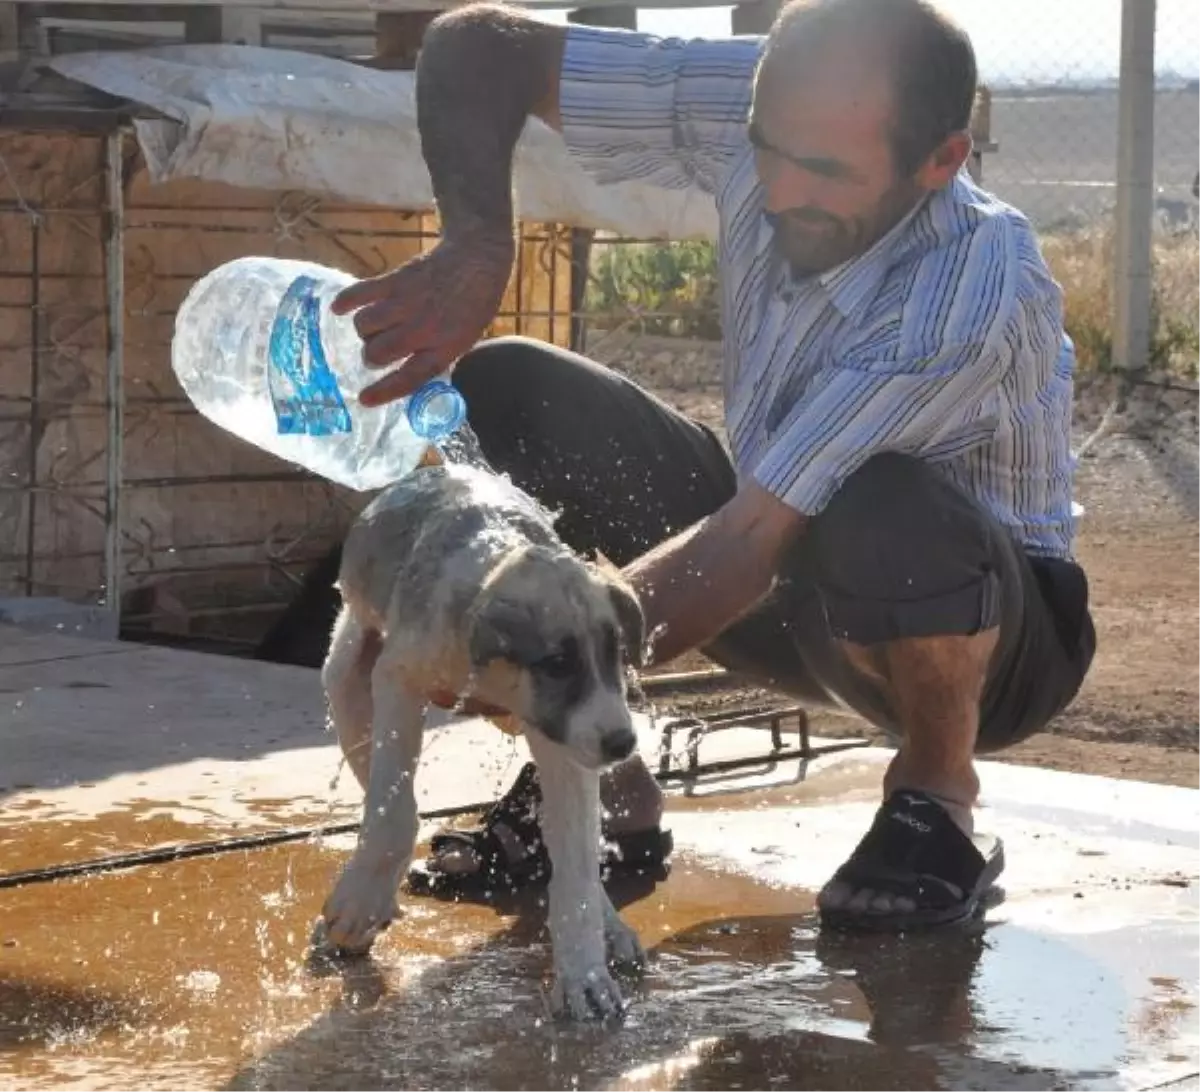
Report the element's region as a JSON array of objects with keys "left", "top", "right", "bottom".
[
  {"left": 450, "top": 668, "right": 481, "bottom": 716},
  {"left": 434, "top": 423, "right": 495, "bottom": 473}
]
